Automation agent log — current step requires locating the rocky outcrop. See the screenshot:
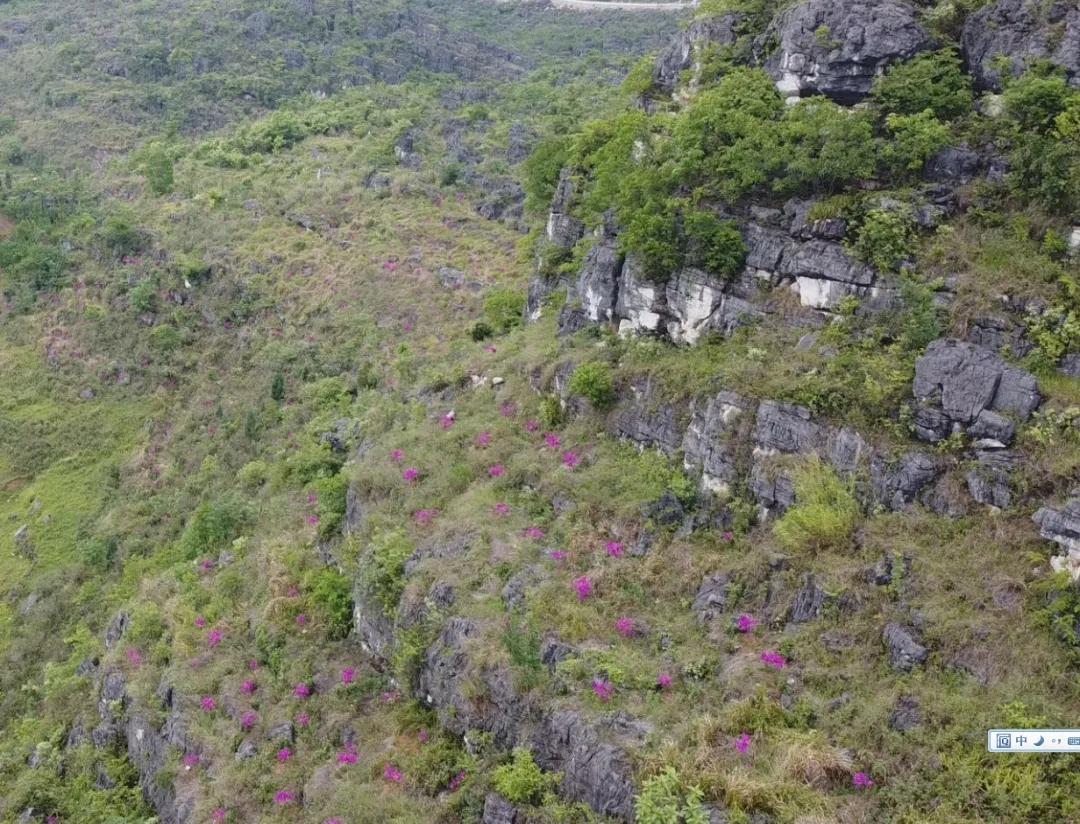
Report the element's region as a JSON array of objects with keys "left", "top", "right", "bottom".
[
  {"left": 871, "top": 452, "right": 941, "bottom": 511},
  {"left": 1033, "top": 497, "right": 1080, "bottom": 578},
  {"left": 654, "top": 13, "right": 744, "bottom": 94},
  {"left": 788, "top": 574, "right": 828, "bottom": 624},
  {"left": 692, "top": 573, "right": 731, "bottom": 623},
  {"left": 483, "top": 793, "right": 524, "bottom": 824},
  {"left": 546, "top": 169, "right": 585, "bottom": 251},
  {"left": 531, "top": 711, "right": 637, "bottom": 821},
  {"left": 962, "top": 0, "right": 1080, "bottom": 92},
  {"left": 883, "top": 623, "right": 928, "bottom": 672},
  {"left": 577, "top": 231, "right": 623, "bottom": 325},
  {"left": 612, "top": 378, "right": 685, "bottom": 455},
  {"left": 682, "top": 391, "right": 754, "bottom": 494},
  {"left": 762, "top": 0, "right": 934, "bottom": 105}
]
